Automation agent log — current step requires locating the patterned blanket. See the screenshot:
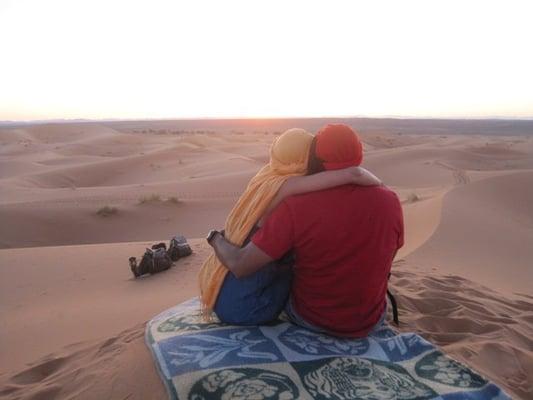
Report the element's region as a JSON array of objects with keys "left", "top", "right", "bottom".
[{"left": 146, "top": 298, "right": 509, "bottom": 400}]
